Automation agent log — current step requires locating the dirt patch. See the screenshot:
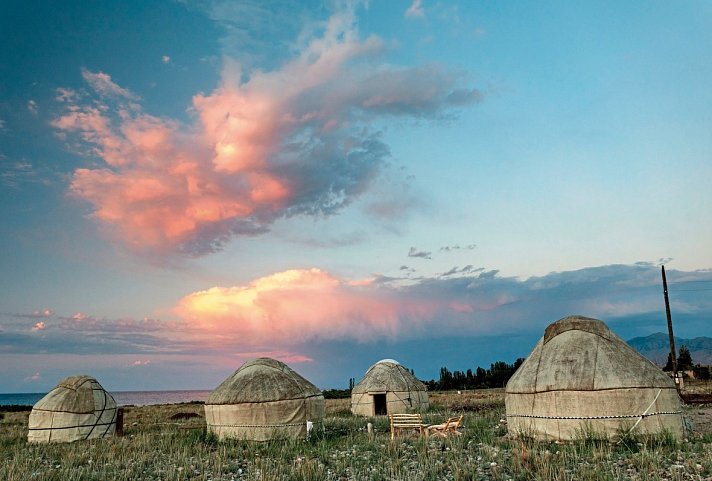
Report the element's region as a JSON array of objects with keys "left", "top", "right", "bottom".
[
  {"left": 169, "top": 412, "right": 203, "bottom": 420},
  {"left": 681, "top": 393, "right": 712, "bottom": 404},
  {"left": 686, "top": 404, "right": 712, "bottom": 438}
]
